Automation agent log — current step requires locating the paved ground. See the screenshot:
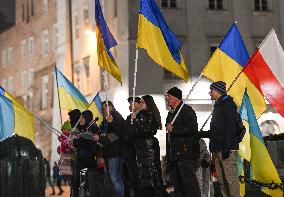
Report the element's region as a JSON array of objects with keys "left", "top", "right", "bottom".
[{"left": 45, "top": 186, "right": 70, "bottom": 197}]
